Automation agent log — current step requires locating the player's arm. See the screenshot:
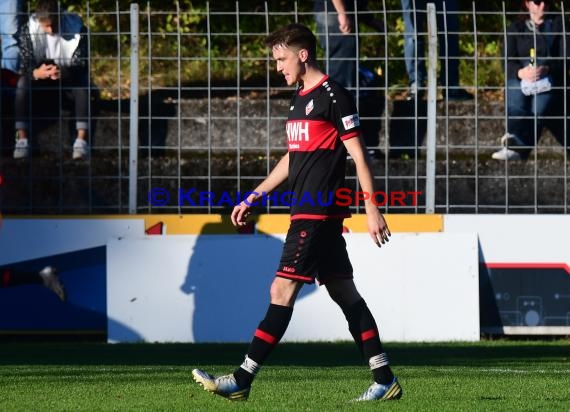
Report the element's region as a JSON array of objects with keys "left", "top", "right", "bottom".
[
  {"left": 231, "top": 153, "right": 290, "bottom": 227},
  {"left": 344, "top": 137, "right": 391, "bottom": 247}
]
